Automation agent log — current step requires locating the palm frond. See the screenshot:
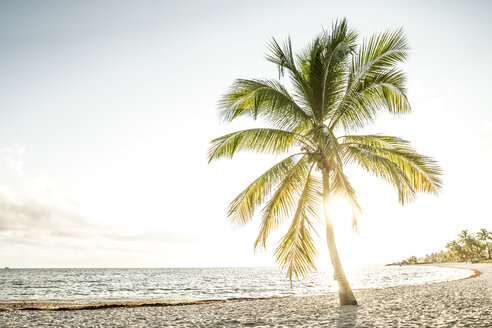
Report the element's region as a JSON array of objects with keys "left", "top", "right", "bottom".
[
  {"left": 299, "top": 36, "right": 325, "bottom": 121},
  {"left": 266, "top": 38, "right": 314, "bottom": 119},
  {"left": 265, "top": 36, "right": 298, "bottom": 78},
  {"left": 320, "top": 19, "right": 358, "bottom": 121},
  {"left": 226, "top": 154, "right": 305, "bottom": 226},
  {"left": 274, "top": 170, "right": 322, "bottom": 282},
  {"left": 208, "top": 128, "right": 308, "bottom": 163},
  {"left": 219, "top": 79, "right": 313, "bottom": 131},
  {"left": 344, "top": 145, "right": 414, "bottom": 203},
  {"left": 333, "top": 82, "right": 410, "bottom": 131},
  {"left": 329, "top": 28, "right": 410, "bottom": 130},
  {"left": 254, "top": 156, "right": 312, "bottom": 249},
  {"left": 342, "top": 134, "right": 442, "bottom": 204},
  {"left": 352, "top": 28, "right": 408, "bottom": 81},
  {"left": 293, "top": 20, "right": 357, "bottom": 125}
]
